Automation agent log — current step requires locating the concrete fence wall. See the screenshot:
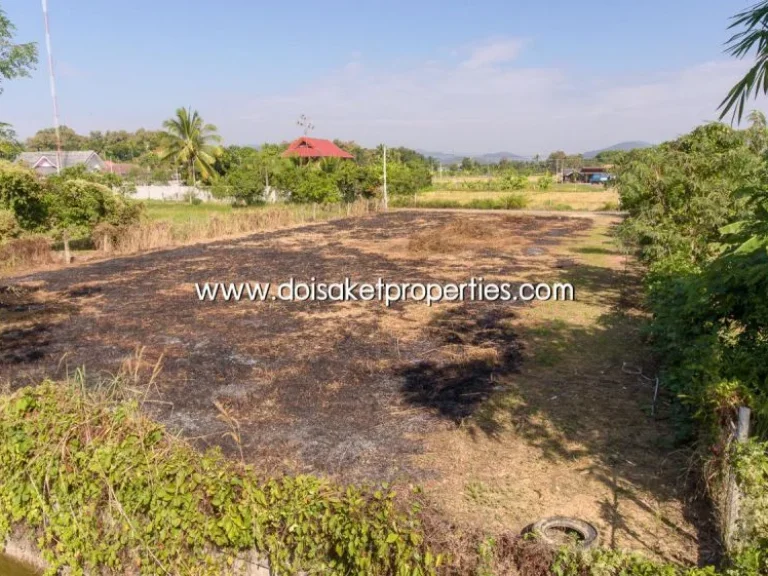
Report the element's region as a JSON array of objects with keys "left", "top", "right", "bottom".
[{"left": 133, "top": 183, "right": 216, "bottom": 202}]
